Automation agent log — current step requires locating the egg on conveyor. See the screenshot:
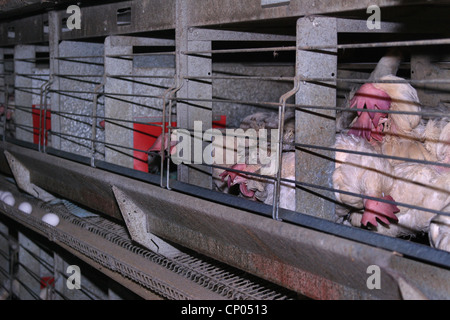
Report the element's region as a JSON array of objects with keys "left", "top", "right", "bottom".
[
  {"left": 42, "top": 213, "right": 60, "bottom": 227},
  {"left": 18, "top": 202, "right": 32, "bottom": 214},
  {"left": 0, "top": 191, "right": 15, "bottom": 206}
]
